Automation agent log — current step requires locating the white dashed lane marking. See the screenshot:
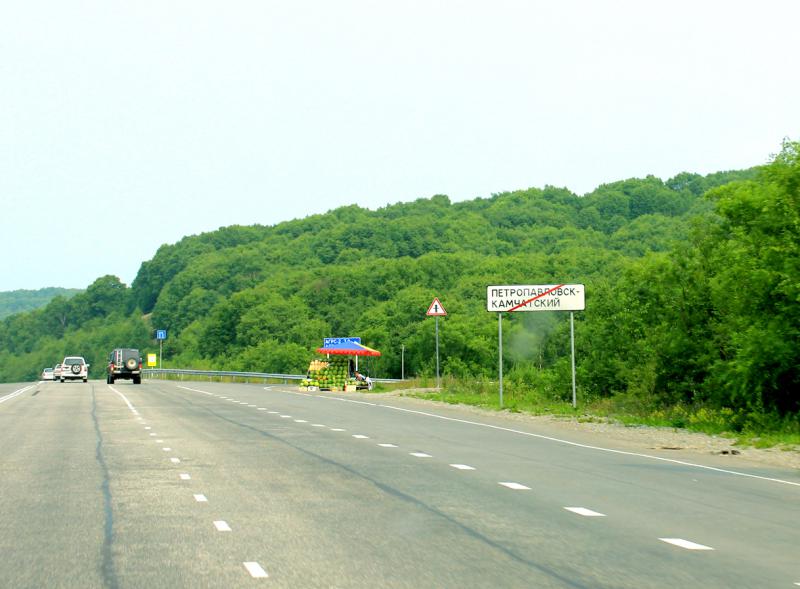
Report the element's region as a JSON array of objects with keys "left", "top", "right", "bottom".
[
  {"left": 144, "top": 426, "right": 151, "bottom": 430},
  {"left": 194, "top": 494, "right": 208, "bottom": 503},
  {"left": 214, "top": 521, "right": 232, "bottom": 532},
  {"left": 180, "top": 474, "right": 191, "bottom": 480},
  {"left": 280, "top": 415, "right": 292, "bottom": 418},
  {"left": 162, "top": 447, "right": 172, "bottom": 452},
  {"left": 244, "top": 562, "right": 268, "bottom": 578},
  {"left": 330, "top": 428, "right": 346, "bottom": 432},
  {"left": 659, "top": 538, "right": 713, "bottom": 550},
  {"left": 378, "top": 443, "right": 398, "bottom": 448},
  {"left": 564, "top": 507, "right": 606, "bottom": 517},
  {"left": 450, "top": 464, "right": 475, "bottom": 470},
  {"left": 171, "top": 458, "right": 181, "bottom": 464},
  {"left": 294, "top": 419, "right": 308, "bottom": 423},
  {"left": 352, "top": 435, "right": 369, "bottom": 439},
  {"left": 410, "top": 452, "right": 432, "bottom": 458},
  {"left": 311, "top": 424, "right": 326, "bottom": 427},
  {"left": 499, "top": 482, "right": 530, "bottom": 490}
]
